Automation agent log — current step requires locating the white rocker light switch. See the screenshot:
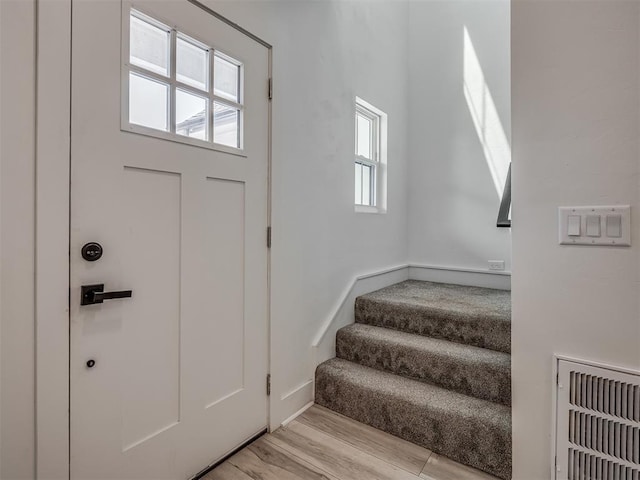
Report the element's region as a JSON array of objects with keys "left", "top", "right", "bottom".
[
  {"left": 606, "top": 214, "right": 622, "bottom": 238},
  {"left": 567, "top": 215, "right": 581, "bottom": 236},
  {"left": 586, "top": 215, "right": 601, "bottom": 237}
]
